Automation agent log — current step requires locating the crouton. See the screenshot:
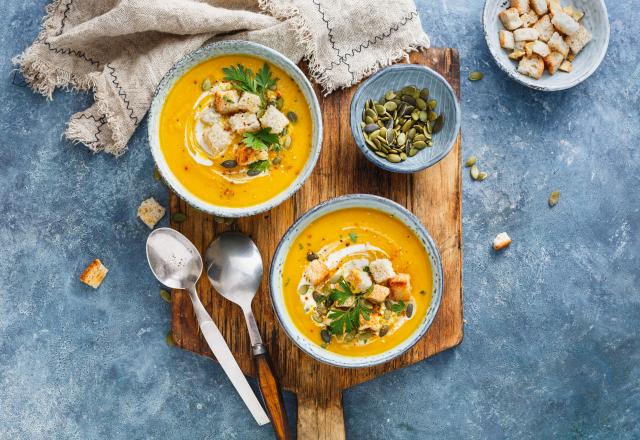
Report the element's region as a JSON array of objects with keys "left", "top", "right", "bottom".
[
  {"left": 530, "top": 0, "right": 547, "bottom": 16},
  {"left": 388, "top": 273, "right": 412, "bottom": 302},
  {"left": 533, "top": 15, "right": 554, "bottom": 42},
  {"left": 304, "top": 259, "right": 330, "bottom": 286},
  {"left": 544, "top": 51, "right": 565, "bottom": 75},
  {"left": 559, "top": 60, "right": 573, "bottom": 72},
  {"left": 567, "top": 52, "right": 575, "bottom": 62},
  {"left": 500, "top": 30, "right": 515, "bottom": 50},
  {"left": 520, "top": 10, "right": 538, "bottom": 28},
  {"left": 509, "top": 49, "right": 526, "bottom": 60},
  {"left": 551, "top": 12, "right": 580, "bottom": 36},
  {"left": 566, "top": 6, "right": 584, "bottom": 21},
  {"left": 499, "top": 8, "right": 523, "bottom": 31},
  {"left": 235, "top": 145, "right": 269, "bottom": 166},
  {"left": 228, "top": 112, "right": 260, "bottom": 134},
  {"left": 524, "top": 41, "right": 535, "bottom": 57},
  {"left": 211, "top": 81, "right": 232, "bottom": 94},
  {"left": 80, "top": 259, "right": 108, "bottom": 289},
  {"left": 517, "top": 56, "right": 544, "bottom": 79},
  {"left": 530, "top": 40, "right": 551, "bottom": 57},
  {"left": 566, "top": 25, "right": 592, "bottom": 54},
  {"left": 548, "top": 32, "right": 570, "bottom": 57},
  {"left": 238, "top": 92, "right": 261, "bottom": 113},
  {"left": 202, "top": 123, "right": 232, "bottom": 156},
  {"left": 492, "top": 232, "right": 512, "bottom": 251},
  {"left": 214, "top": 89, "right": 240, "bottom": 114},
  {"left": 368, "top": 259, "right": 396, "bottom": 284},
  {"left": 514, "top": 41, "right": 526, "bottom": 51},
  {"left": 514, "top": 27, "right": 540, "bottom": 42},
  {"left": 364, "top": 284, "right": 390, "bottom": 304},
  {"left": 344, "top": 268, "right": 373, "bottom": 293},
  {"left": 258, "top": 105, "right": 290, "bottom": 134},
  {"left": 137, "top": 197, "right": 165, "bottom": 229},
  {"left": 511, "top": 0, "right": 530, "bottom": 15},
  {"left": 548, "top": 0, "right": 563, "bottom": 16},
  {"left": 198, "top": 107, "right": 221, "bottom": 125}
]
